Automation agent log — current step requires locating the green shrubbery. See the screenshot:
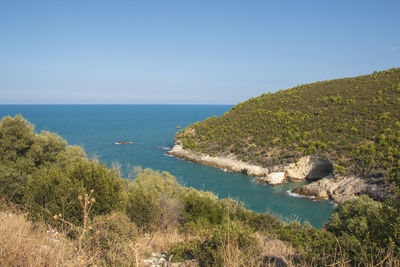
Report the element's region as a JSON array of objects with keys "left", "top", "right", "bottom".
[
  {"left": 170, "top": 221, "right": 263, "bottom": 266},
  {"left": 126, "top": 168, "right": 184, "bottom": 230},
  {"left": 325, "top": 195, "right": 400, "bottom": 264},
  {"left": 176, "top": 68, "right": 400, "bottom": 183},
  {"left": 0, "top": 115, "right": 124, "bottom": 225},
  {"left": 0, "top": 114, "right": 399, "bottom": 265}
]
